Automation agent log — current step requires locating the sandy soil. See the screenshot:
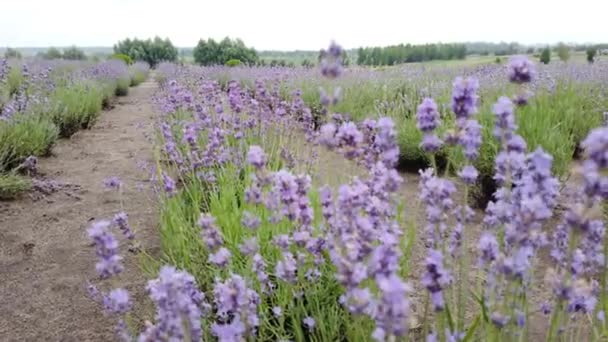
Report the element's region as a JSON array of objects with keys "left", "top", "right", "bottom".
[{"left": 0, "top": 79, "right": 159, "bottom": 341}]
